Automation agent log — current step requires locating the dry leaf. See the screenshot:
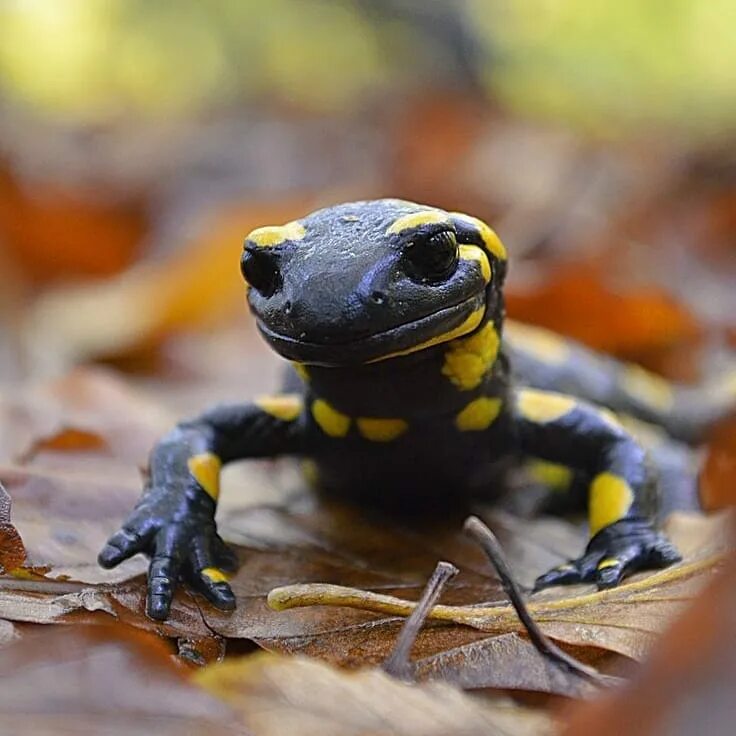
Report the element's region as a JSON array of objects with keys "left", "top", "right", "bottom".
[
  {"left": 505, "top": 263, "right": 700, "bottom": 359},
  {"left": 267, "top": 512, "right": 731, "bottom": 662},
  {"left": 195, "top": 652, "right": 553, "bottom": 736},
  {"left": 0, "top": 482, "right": 25, "bottom": 573},
  {"left": 561, "top": 534, "right": 736, "bottom": 736},
  {"left": 0, "top": 624, "right": 245, "bottom": 735}
]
